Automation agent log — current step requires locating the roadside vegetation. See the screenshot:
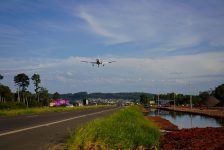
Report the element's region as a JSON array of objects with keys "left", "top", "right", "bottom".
[
  {"left": 0, "top": 73, "right": 51, "bottom": 108},
  {"left": 67, "top": 106, "right": 161, "bottom": 149},
  {"left": 0, "top": 105, "right": 114, "bottom": 116},
  {"left": 1, "top": 72, "right": 224, "bottom": 111}
]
